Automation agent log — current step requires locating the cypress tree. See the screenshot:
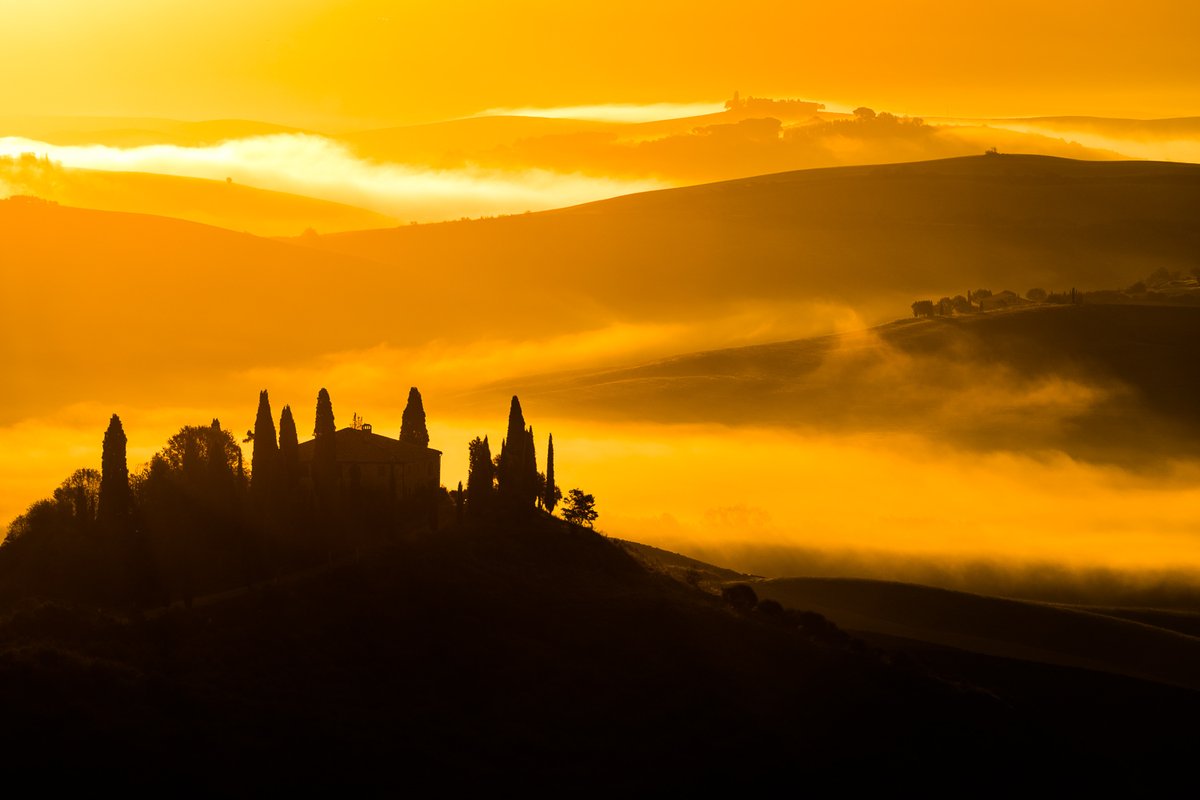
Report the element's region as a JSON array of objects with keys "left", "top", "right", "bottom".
[
  {"left": 399, "top": 387, "right": 429, "bottom": 447},
  {"left": 466, "top": 435, "right": 494, "bottom": 518},
  {"left": 313, "top": 388, "right": 337, "bottom": 504},
  {"left": 314, "top": 388, "right": 336, "bottom": 439},
  {"left": 544, "top": 433, "right": 558, "bottom": 513},
  {"left": 251, "top": 390, "right": 279, "bottom": 500},
  {"left": 524, "top": 425, "right": 538, "bottom": 508},
  {"left": 98, "top": 413, "right": 130, "bottom": 529},
  {"left": 278, "top": 405, "right": 299, "bottom": 493},
  {"left": 207, "top": 418, "right": 227, "bottom": 484},
  {"left": 204, "top": 419, "right": 239, "bottom": 509},
  {"left": 497, "top": 396, "right": 529, "bottom": 508}
]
